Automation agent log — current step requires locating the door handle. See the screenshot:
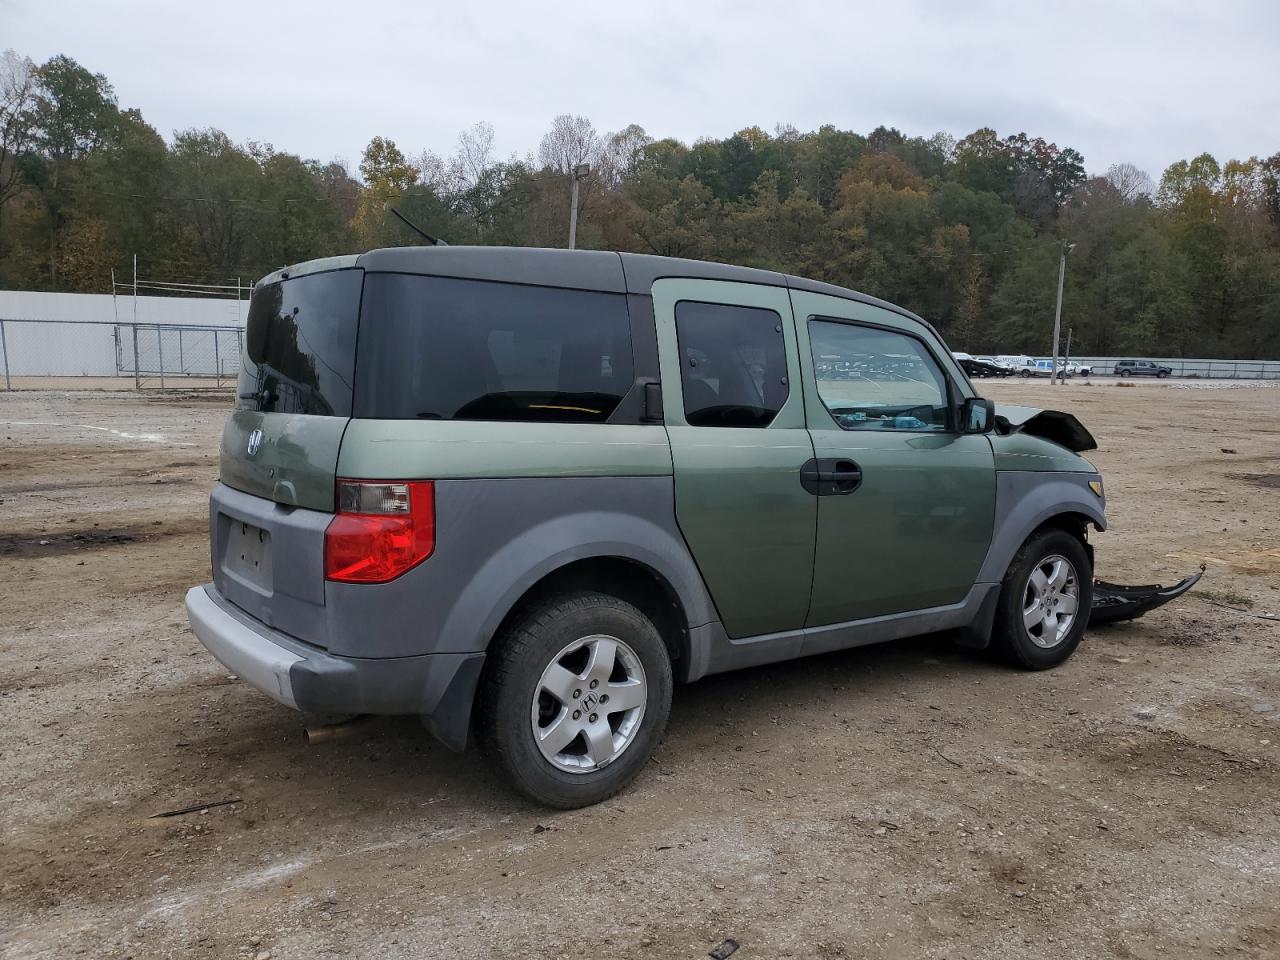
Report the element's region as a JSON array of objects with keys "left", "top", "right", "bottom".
[
  {"left": 800, "top": 458, "right": 863, "bottom": 496},
  {"left": 830, "top": 459, "right": 862, "bottom": 494}
]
